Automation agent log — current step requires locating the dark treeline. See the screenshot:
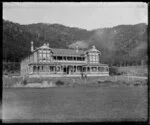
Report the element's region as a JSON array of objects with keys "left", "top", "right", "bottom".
[{"left": 3, "top": 19, "right": 148, "bottom": 71}]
